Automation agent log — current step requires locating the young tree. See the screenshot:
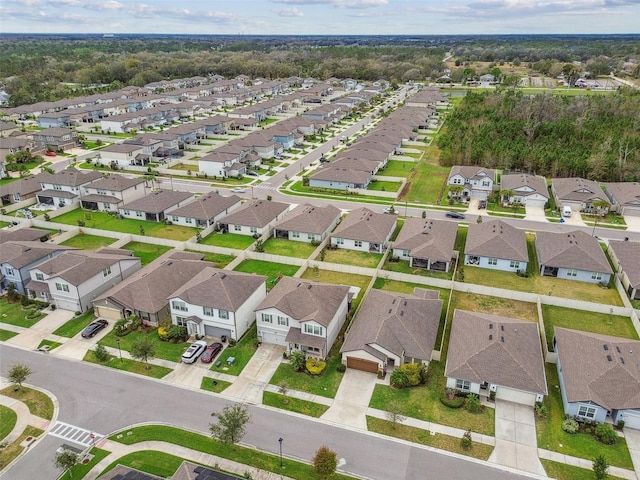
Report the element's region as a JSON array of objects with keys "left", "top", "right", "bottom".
[
  {"left": 54, "top": 449, "right": 78, "bottom": 478},
  {"left": 130, "top": 337, "right": 156, "bottom": 369},
  {"left": 278, "top": 381, "right": 289, "bottom": 404},
  {"left": 209, "top": 404, "right": 251, "bottom": 444},
  {"left": 313, "top": 445, "right": 337, "bottom": 477},
  {"left": 93, "top": 344, "right": 111, "bottom": 363},
  {"left": 8, "top": 363, "right": 33, "bottom": 390},
  {"left": 460, "top": 430, "right": 473, "bottom": 451},
  {"left": 385, "top": 401, "right": 406, "bottom": 429},
  {"left": 593, "top": 454, "right": 609, "bottom": 480}
]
